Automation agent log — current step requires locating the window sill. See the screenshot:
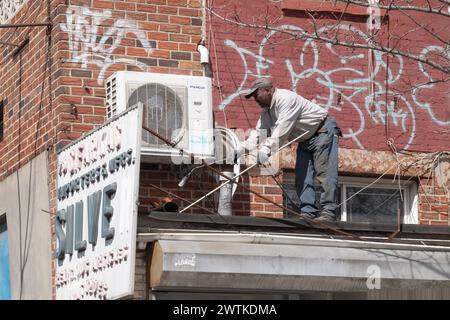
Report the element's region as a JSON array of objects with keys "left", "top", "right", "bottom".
[{"left": 281, "top": 0, "right": 387, "bottom": 17}]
